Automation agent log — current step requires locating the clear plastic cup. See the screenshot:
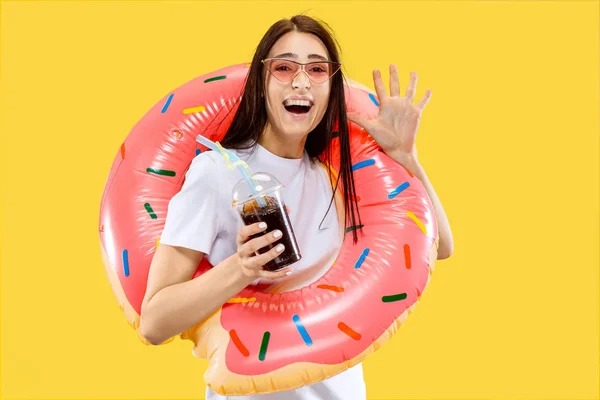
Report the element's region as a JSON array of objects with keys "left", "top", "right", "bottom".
[{"left": 232, "top": 172, "right": 302, "bottom": 271}]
